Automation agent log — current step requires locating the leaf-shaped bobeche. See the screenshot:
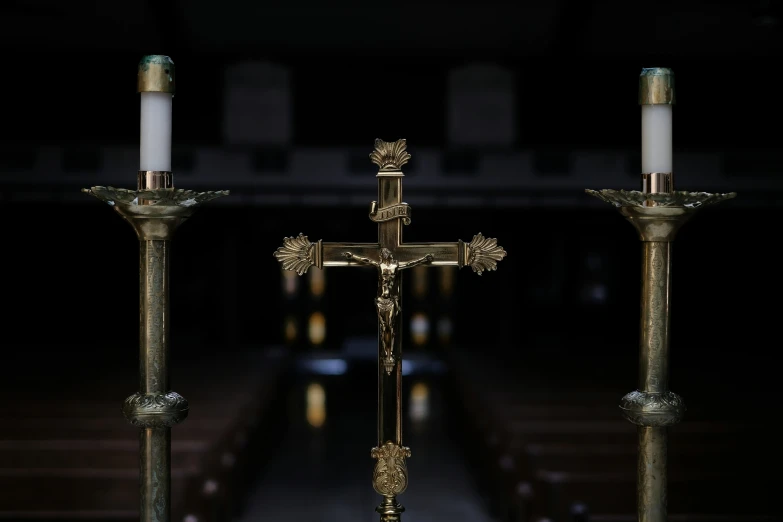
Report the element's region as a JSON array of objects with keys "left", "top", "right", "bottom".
[
  {"left": 82, "top": 186, "right": 229, "bottom": 207},
  {"left": 585, "top": 189, "right": 736, "bottom": 209}
]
